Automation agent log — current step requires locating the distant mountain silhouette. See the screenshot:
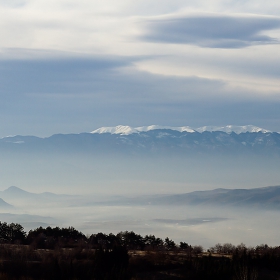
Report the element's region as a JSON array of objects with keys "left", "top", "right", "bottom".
[
  {"left": 1, "top": 186, "right": 71, "bottom": 198},
  {"left": 3, "top": 186, "right": 34, "bottom": 197},
  {"left": 116, "top": 185, "right": 280, "bottom": 210},
  {"left": 0, "top": 197, "right": 14, "bottom": 209},
  {"left": 3, "top": 185, "right": 280, "bottom": 210},
  {"left": 1, "top": 127, "right": 280, "bottom": 156},
  {"left": 0, "top": 186, "right": 79, "bottom": 208}
]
